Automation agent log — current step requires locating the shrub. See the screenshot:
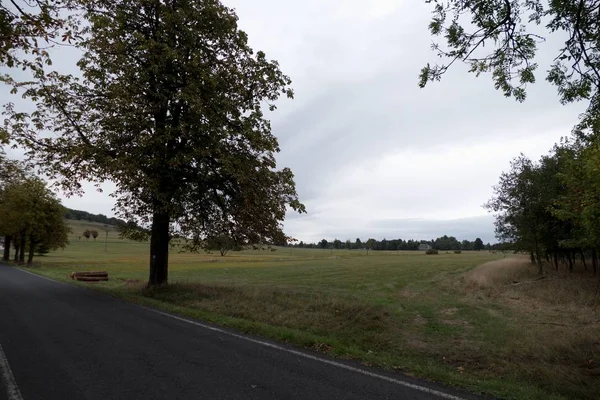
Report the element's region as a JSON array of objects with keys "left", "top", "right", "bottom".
[
  {"left": 36, "top": 244, "right": 50, "bottom": 255},
  {"left": 425, "top": 249, "right": 439, "bottom": 255},
  {"left": 454, "top": 250, "right": 462, "bottom": 254}
]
